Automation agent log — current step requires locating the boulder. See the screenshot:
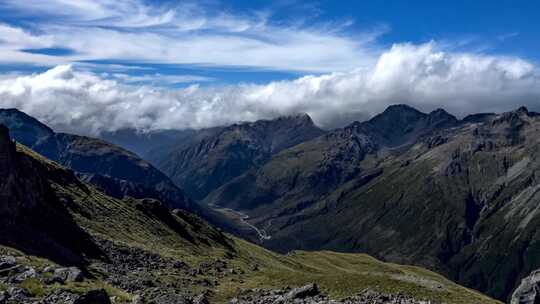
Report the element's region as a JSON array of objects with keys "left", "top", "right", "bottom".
[
  {"left": 74, "top": 289, "right": 111, "bottom": 304},
  {"left": 6, "top": 287, "right": 29, "bottom": 302},
  {"left": 53, "top": 266, "right": 85, "bottom": 283},
  {"left": 286, "top": 283, "right": 319, "bottom": 299},
  {"left": 40, "top": 290, "right": 80, "bottom": 304},
  {"left": 511, "top": 270, "right": 540, "bottom": 304},
  {"left": 273, "top": 283, "right": 320, "bottom": 303},
  {"left": 193, "top": 294, "right": 210, "bottom": 304},
  {"left": 13, "top": 267, "right": 37, "bottom": 282},
  {"left": 0, "top": 291, "right": 6, "bottom": 304},
  {"left": 42, "top": 265, "right": 56, "bottom": 273},
  {"left": 0, "top": 256, "right": 16, "bottom": 271},
  {"left": 131, "top": 295, "right": 144, "bottom": 304}
]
